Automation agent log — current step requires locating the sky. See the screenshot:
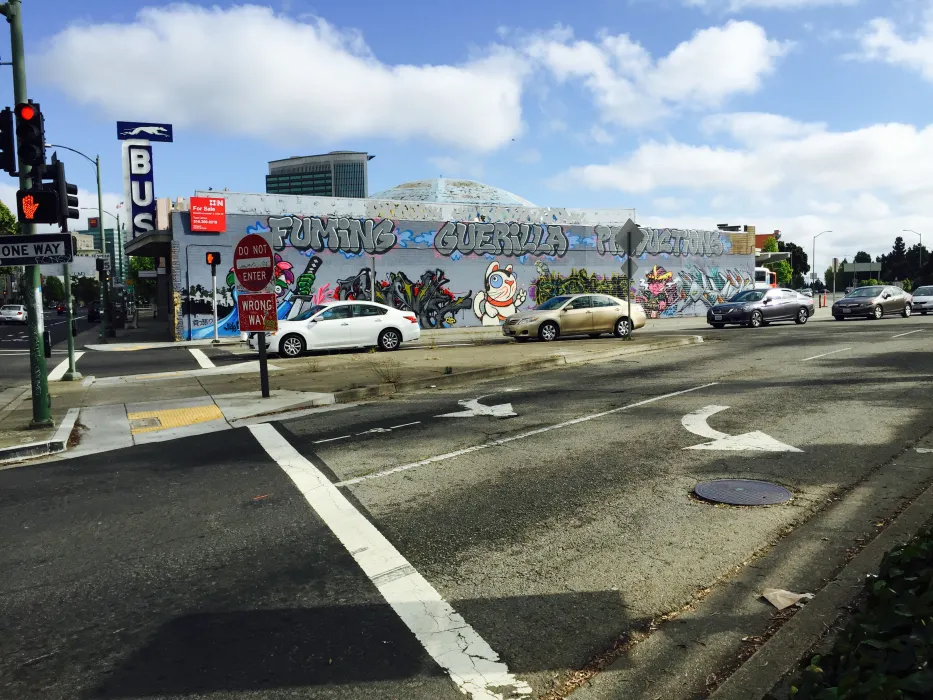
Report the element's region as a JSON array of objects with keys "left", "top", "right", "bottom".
[{"left": 6, "top": 0, "right": 933, "bottom": 280}]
